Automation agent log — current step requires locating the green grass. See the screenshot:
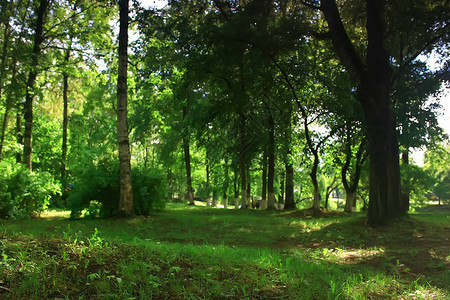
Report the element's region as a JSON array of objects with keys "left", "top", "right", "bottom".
[{"left": 1, "top": 203, "right": 449, "bottom": 299}]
